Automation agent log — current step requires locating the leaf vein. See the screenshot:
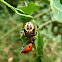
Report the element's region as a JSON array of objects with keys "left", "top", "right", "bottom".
[{"left": 53, "top": 5, "right": 62, "bottom": 12}]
